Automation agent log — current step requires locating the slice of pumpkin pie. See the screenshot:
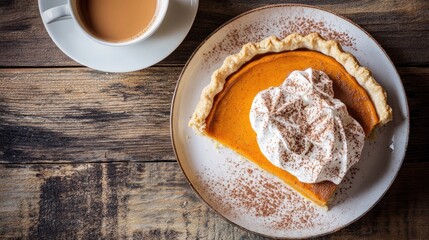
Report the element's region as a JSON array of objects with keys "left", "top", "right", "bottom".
[{"left": 189, "top": 33, "right": 392, "bottom": 207}]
